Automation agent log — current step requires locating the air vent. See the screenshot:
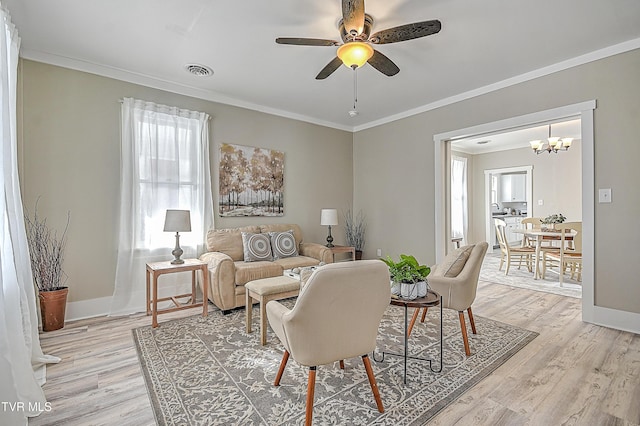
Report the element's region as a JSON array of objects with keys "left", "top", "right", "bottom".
[
  {"left": 476, "top": 140, "right": 490, "bottom": 145},
  {"left": 184, "top": 64, "right": 213, "bottom": 77}
]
